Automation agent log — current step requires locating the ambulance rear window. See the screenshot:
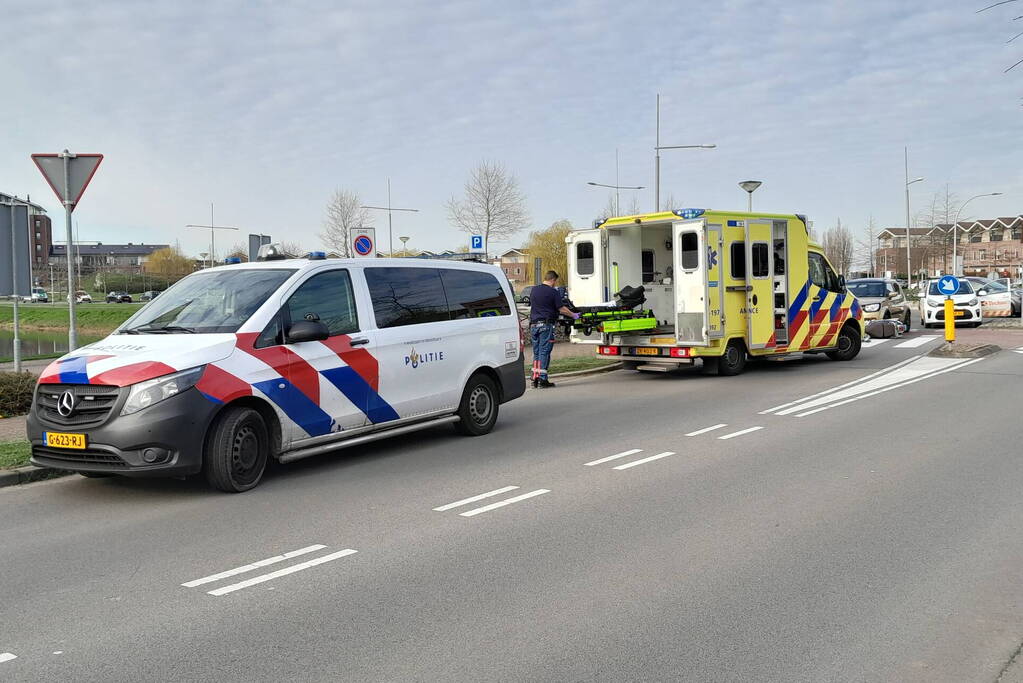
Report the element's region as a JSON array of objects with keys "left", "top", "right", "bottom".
[
  {"left": 679, "top": 233, "right": 698, "bottom": 270},
  {"left": 576, "top": 242, "right": 594, "bottom": 275}
]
